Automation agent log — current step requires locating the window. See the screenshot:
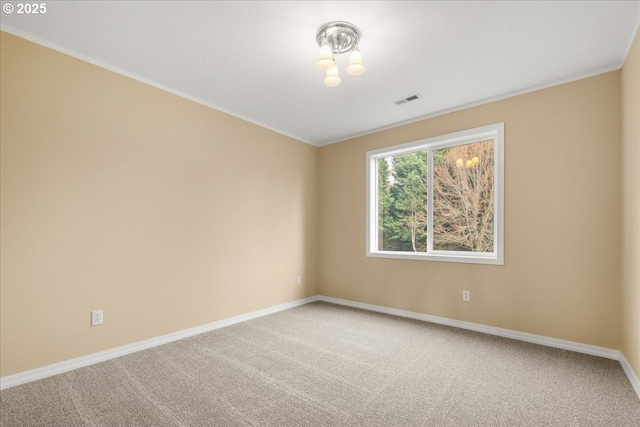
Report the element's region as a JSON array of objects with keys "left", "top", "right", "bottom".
[{"left": 366, "top": 123, "right": 504, "bottom": 265}]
